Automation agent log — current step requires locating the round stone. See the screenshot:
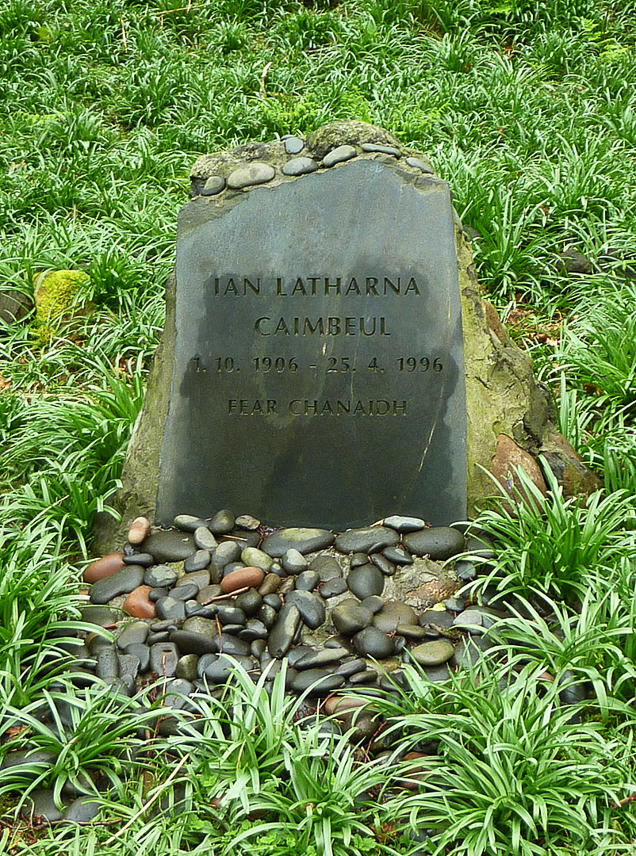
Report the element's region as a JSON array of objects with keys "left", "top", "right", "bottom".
[
  {"left": 83, "top": 553, "right": 125, "bottom": 584},
  {"left": 334, "top": 526, "right": 399, "bottom": 554},
  {"left": 262, "top": 528, "right": 335, "bottom": 557},
  {"left": 267, "top": 603, "right": 301, "bottom": 658},
  {"left": 199, "top": 654, "right": 254, "bottom": 683},
  {"left": 282, "top": 156, "right": 317, "bottom": 176},
  {"left": 350, "top": 553, "right": 368, "bottom": 568},
  {"left": 361, "top": 143, "right": 401, "bottom": 156},
  {"left": 347, "top": 565, "right": 384, "bottom": 600},
  {"left": 173, "top": 514, "right": 209, "bottom": 532},
  {"left": 116, "top": 620, "right": 149, "bottom": 649},
  {"left": 319, "top": 578, "right": 348, "bottom": 598},
  {"left": 123, "top": 552, "right": 154, "bottom": 567},
  {"left": 184, "top": 550, "right": 211, "bottom": 573},
  {"left": 370, "top": 554, "right": 396, "bottom": 576},
  {"left": 258, "top": 573, "right": 282, "bottom": 595},
  {"left": 410, "top": 640, "right": 455, "bottom": 667},
  {"left": 220, "top": 566, "right": 264, "bottom": 594},
  {"left": 383, "top": 545, "right": 414, "bottom": 565},
  {"left": 284, "top": 136, "right": 304, "bottom": 154},
  {"left": 201, "top": 175, "right": 225, "bottom": 196},
  {"left": 122, "top": 585, "right": 156, "bottom": 619},
  {"left": 176, "top": 569, "right": 210, "bottom": 592},
  {"left": 194, "top": 527, "right": 217, "bottom": 551},
  {"left": 209, "top": 509, "right": 235, "bottom": 534},
  {"left": 361, "top": 595, "right": 385, "bottom": 614},
  {"left": 128, "top": 516, "right": 151, "bottom": 546},
  {"left": 293, "top": 647, "right": 348, "bottom": 670},
  {"left": 285, "top": 590, "right": 326, "bottom": 629},
  {"left": 142, "top": 565, "right": 176, "bottom": 588},
  {"left": 90, "top": 566, "right": 145, "bottom": 604},
  {"left": 235, "top": 514, "right": 260, "bottom": 530},
  {"left": 214, "top": 541, "right": 242, "bottom": 566},
  {"left": 227, "top": 162, "right": 275, "bottom": 189},
  {"left": 144, "top": 531, "right": 196, "bottom": 563},
  {"left": 282, "top": 548, "right": 309, "bottom": 574},
  {"left": 405, "top": 156, "right": 434, "bottom": 174},
  {"left": 322, "top": 145, "right": 356, "bottom": 167},
  {"left": 296, "top": 570, "right": 319, "bottom": 591},
  {"left": 150, "top": 642, "right": 179, "bottom": 677},
  {"left": 373, "top": 601, "right": 417, "bottom": 633},
  {"left": 155, "top": 597, "right": 186, "bottom": 622},
  {"left": 383, "top": 515, "right": 425, "bottom": 533},
  {"left": 241, "top": 547, "right": 272, "bottom": 573},
  {"left": 332, "top": 600, "right": 373, "bottom": 636},
  {"left": 234, "top": 590, "right": 262, "bottom": 616},
  {"left": 353, "top": 627, "right": 395, "bottom": 659},
  {"left": 290, "top": 669, "right": 345, "bottom": 695},
  {"left": 402, "top": 527, "right": 465, "bottom": 560}
]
